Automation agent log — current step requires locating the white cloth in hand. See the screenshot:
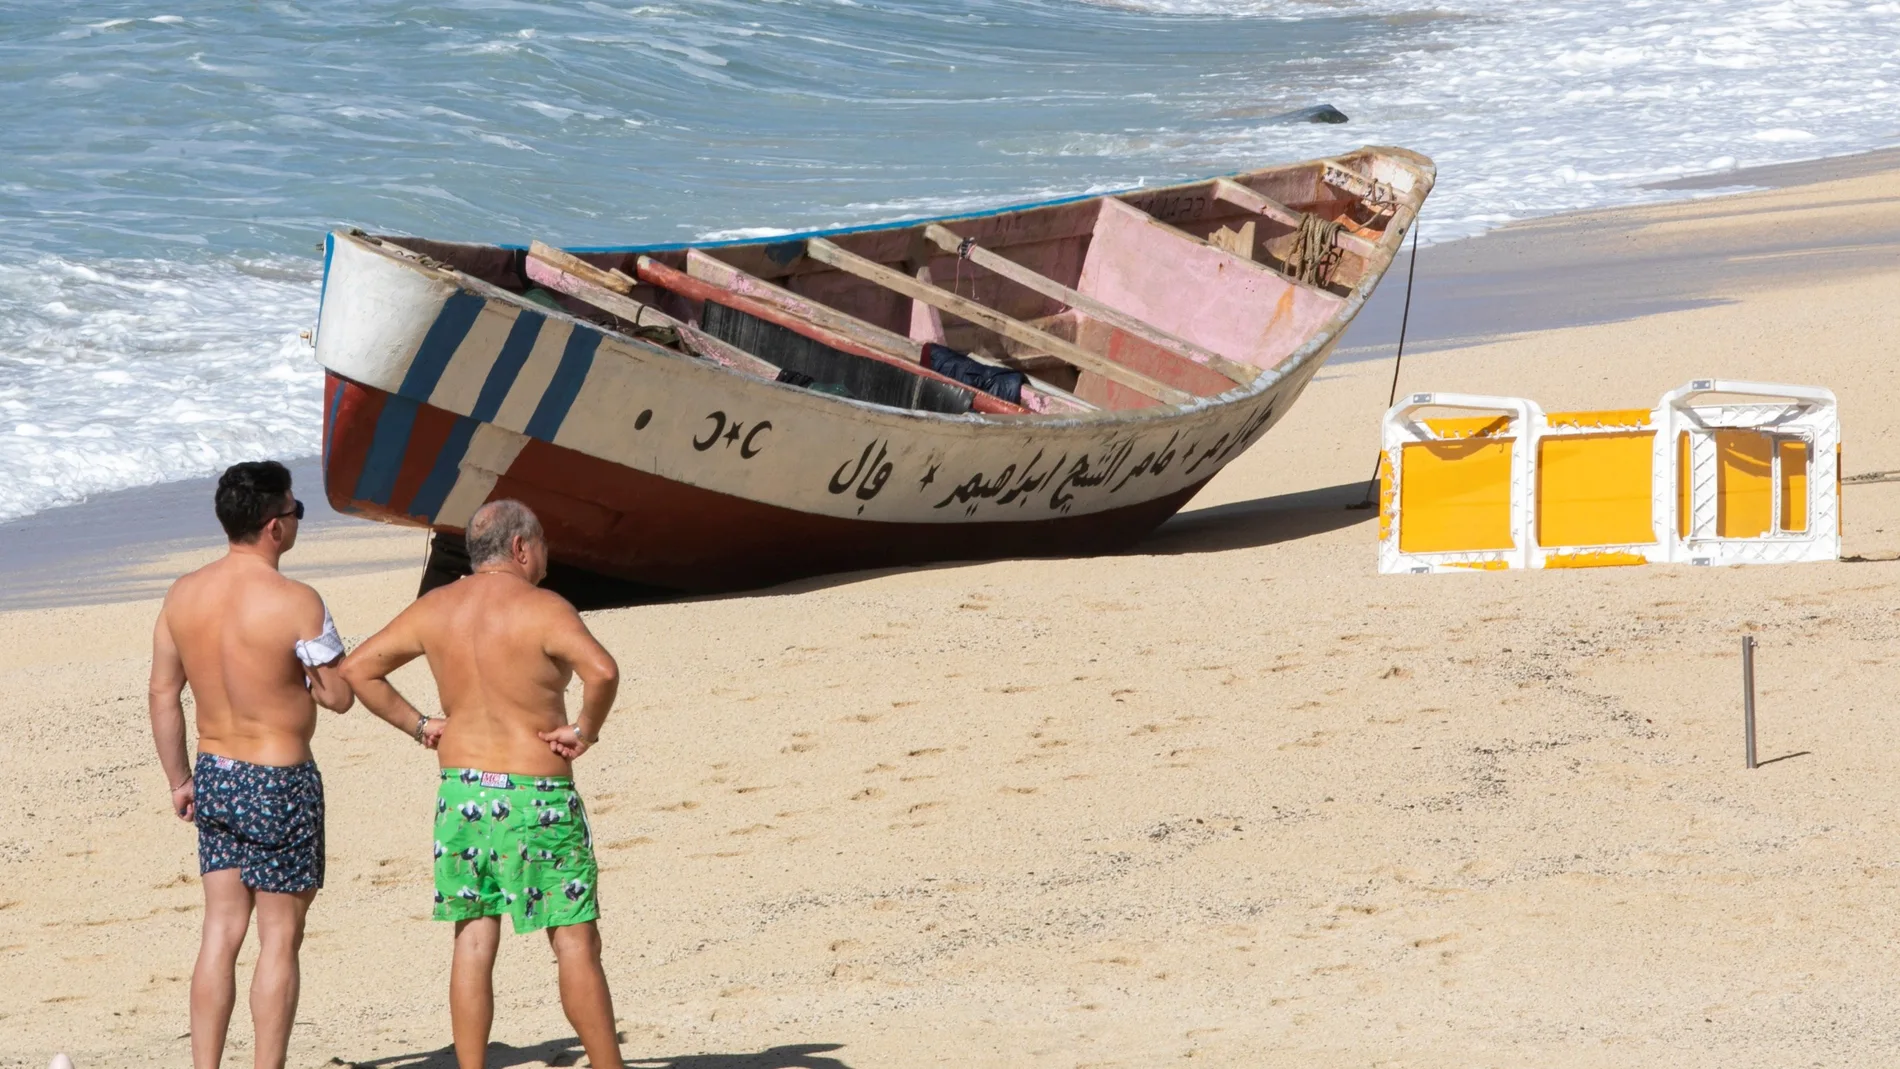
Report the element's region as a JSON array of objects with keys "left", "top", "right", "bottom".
[{"left": 295, "top": 604, "right": 345, "bottom": 667}]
